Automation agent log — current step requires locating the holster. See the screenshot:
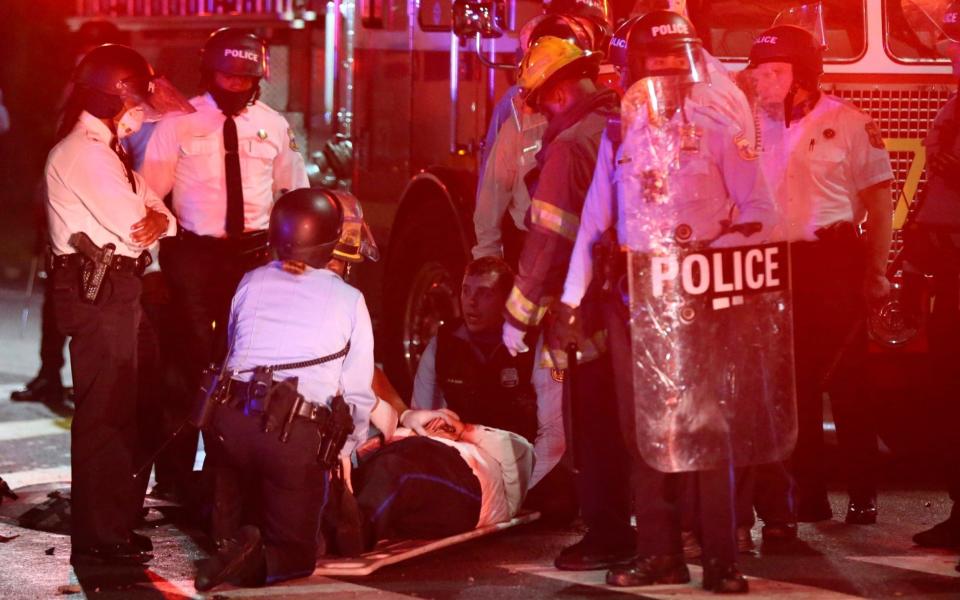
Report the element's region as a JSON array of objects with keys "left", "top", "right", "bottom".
[
  {"left": 317, "top": 395, "right": 354, "bottom": 470},
  {"left": 592, "top": 227, "right": 627, "bottom": 304},
  {"left": 189, "top": 364, "right": 231, "bottom": 430}
]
